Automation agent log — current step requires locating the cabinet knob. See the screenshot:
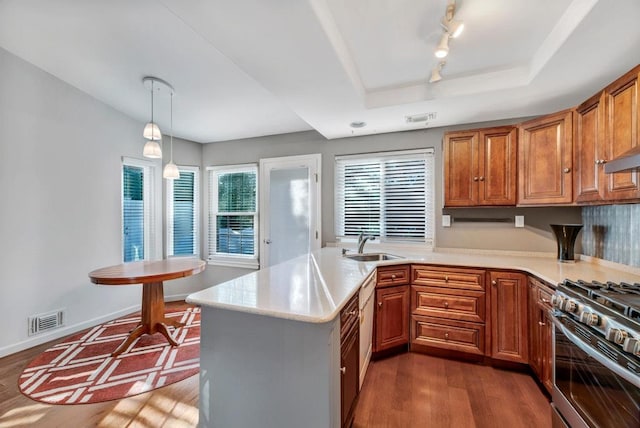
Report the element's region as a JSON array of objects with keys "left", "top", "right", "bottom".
[
  {"left": 563, "top": 167, "right": 571, "bottom": 173},
  {"left": 391, "top": 274, "right": 397, "bottom": 280},
  {"left": 541, "top": 298, "right": 549, "bottom": 304},
  {"left": 349, "top": 310, "right": 358, "bottom": 317},
  {"left": 340, "top": 367, "right": 346, "bottom": 375},
  {"left": 444, "top": 333, "right": 449, "bottom": 340},
  {"left": 538, "top": 321, "right": 546, "bottom": 326},
  {"left": 479, "top": 176, "right": 485, "bottom": 181},
  {"left": 601, "top": 159, "right": 607, "bottom": 164},
  {"left": 444, "top": 301, "right": 449, "bottom": 309},
  {"left": 473, "top": 176, "right": 479, "bottom": 182},
  {"left": 444, "top": 275, "right": 449, "bottom": 282},
  {"left": 378, "top": 301, "right": 383, "bottom": 308},
  {"left": 491, "top": 280, "right": 497, "bottom": 286}
]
